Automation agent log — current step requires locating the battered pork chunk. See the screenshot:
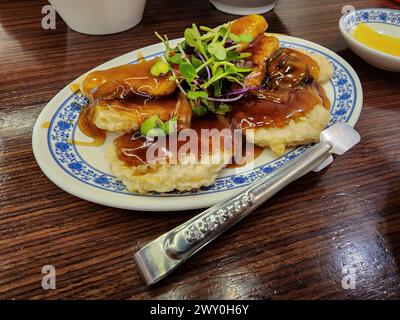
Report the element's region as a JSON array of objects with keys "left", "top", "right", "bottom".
[
  {"left": 88, "top": 91, "right": 192, "bottom": 132},
  {"left": 81, "top": 58, "right": 177, "bottom": 99},
  {"left": 234, "top": 49, "right": 333, "bottom": 155},
  {"left": 80, "top": 58, "right": 183, "bottom": 133},
  {"left": 106, "top": 116, "right": 233, "bottom": 194}
]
